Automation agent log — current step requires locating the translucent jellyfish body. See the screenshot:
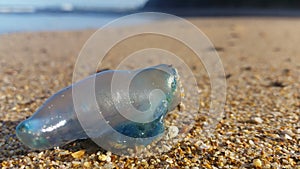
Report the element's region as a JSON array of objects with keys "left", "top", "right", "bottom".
[{"left": 16, "top": 64, "right": 182, "bottom": 150}]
